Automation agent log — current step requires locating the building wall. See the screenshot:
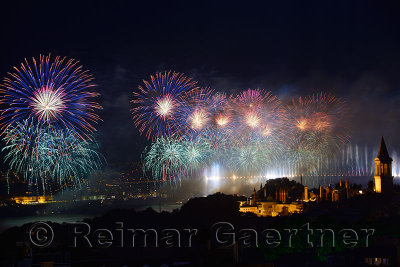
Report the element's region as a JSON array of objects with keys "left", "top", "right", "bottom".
[{"left": 239, "top": 201, "right": 302, "bottom": 217}]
